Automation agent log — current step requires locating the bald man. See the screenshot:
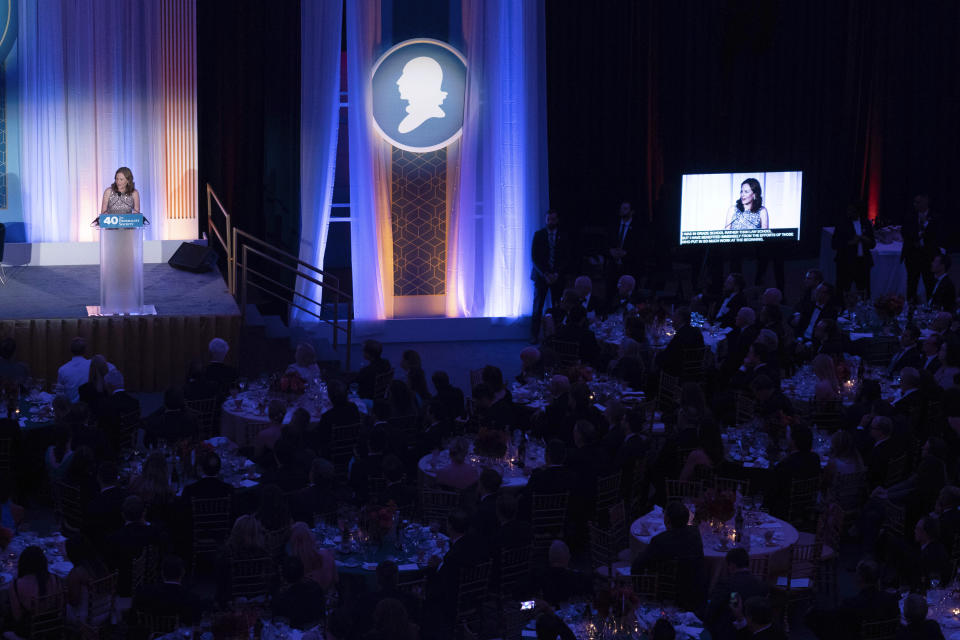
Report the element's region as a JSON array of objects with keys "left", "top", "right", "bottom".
[
  {"left": 606, "top": 275, "right": 639, "bottom": 316},
  {"left": 574, "top": 275, "right": 603, "bottom": 316}
]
